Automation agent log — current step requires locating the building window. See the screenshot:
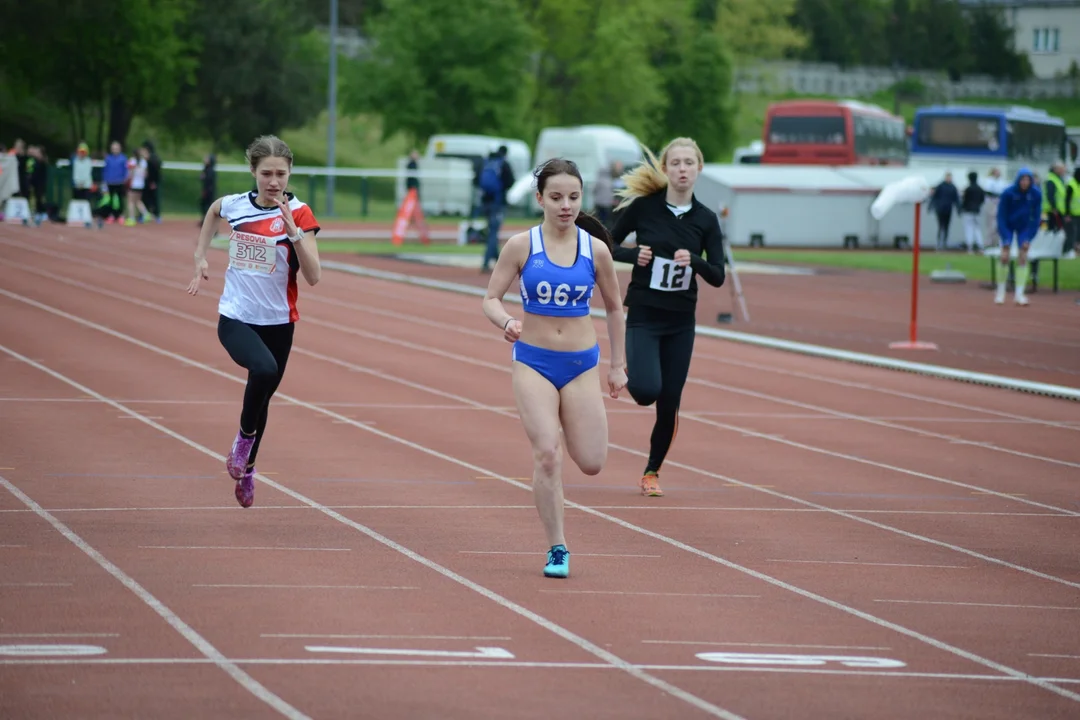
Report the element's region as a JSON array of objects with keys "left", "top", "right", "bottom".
[{"left": 1033, "top": 27, "right": 1060, "bottom": 53}]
